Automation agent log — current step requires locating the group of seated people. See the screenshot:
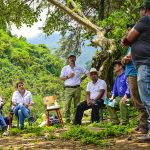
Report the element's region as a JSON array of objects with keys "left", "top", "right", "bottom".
[
  {"left": 0, "top": 81, "right": 35, "bottom": 135},
  {"left": 0, "top": 61, "right": 146, "bottom": 136},
  {"left": 73, "top": 61, "right": 130, "bottom": 126},
  {"left": 73, "top": 58, "right": 148, "bottom": 136}
]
